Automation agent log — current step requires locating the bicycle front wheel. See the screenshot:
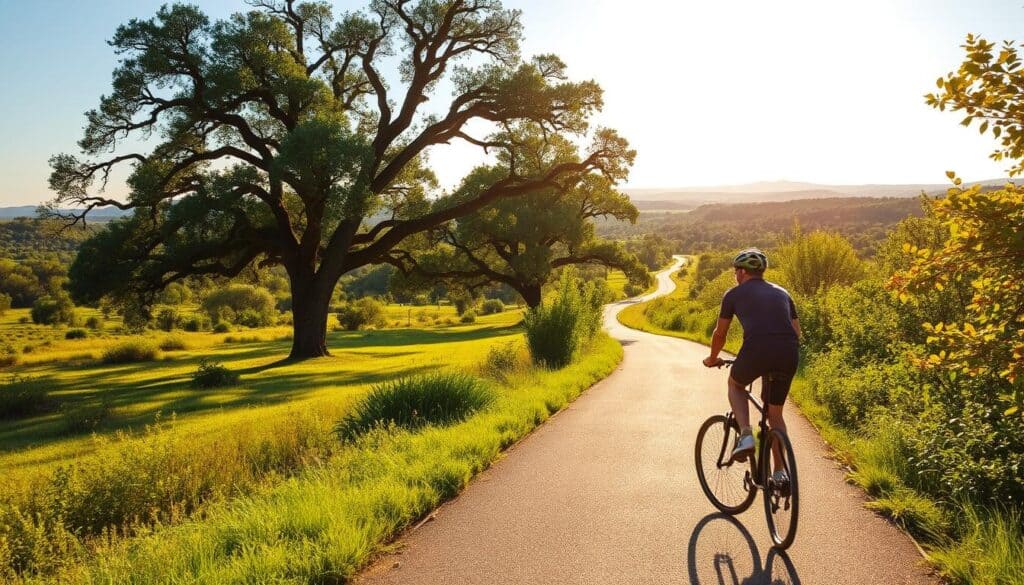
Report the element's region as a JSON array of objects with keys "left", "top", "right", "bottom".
[
  {"left": 695, "top": 415, "right": 756, "bottom": 514},
  {"left": 762, "top": 428, "right": 799, "bottom": 549}
]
